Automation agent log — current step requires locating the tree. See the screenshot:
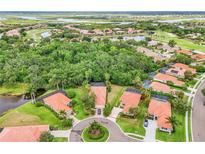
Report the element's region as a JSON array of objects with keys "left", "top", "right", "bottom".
[
  {"left": 129, "top": 107, "right": 140, "bottom": 118},
  {"left": 184, "top": 70, "right": 194, "bottom": 80},
  {"left": 201, "top": 88, "right": 205, "bottom": 96},
  {"left": 103, "top": 103, "right": 113, "bottom": 117},
  {"left": 104, "top": 73, "right": 111, "bottom": 92},
  {"left": 39, "top": 131, "right": 54, "bottom": 142},
  {"left": 166, "top": 116, "right": 181, "bottom": 131},
  {"left": 175, "top": 54, "right": 192, "bottom": 65},
  {"left": 133, "top": 76, "right": 142, "bottom": 89},
  {"left": 59, "top": 110, "right": 67, "bottom": 119},
  {"left": 168, "top": 40, "right": 177, "bottom": 47}
]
